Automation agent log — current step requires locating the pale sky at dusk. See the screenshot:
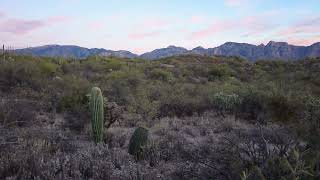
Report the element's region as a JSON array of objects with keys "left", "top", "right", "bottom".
[{"left": 0, "top": 0, "right": 319, "bottom": 54}]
